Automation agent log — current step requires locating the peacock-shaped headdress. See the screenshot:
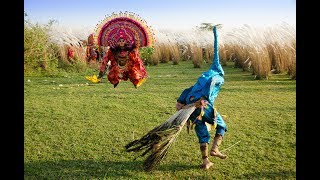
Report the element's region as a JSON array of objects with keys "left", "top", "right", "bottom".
[{"left": 94, "top": 11, "right": 155, "bottom": 49}]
